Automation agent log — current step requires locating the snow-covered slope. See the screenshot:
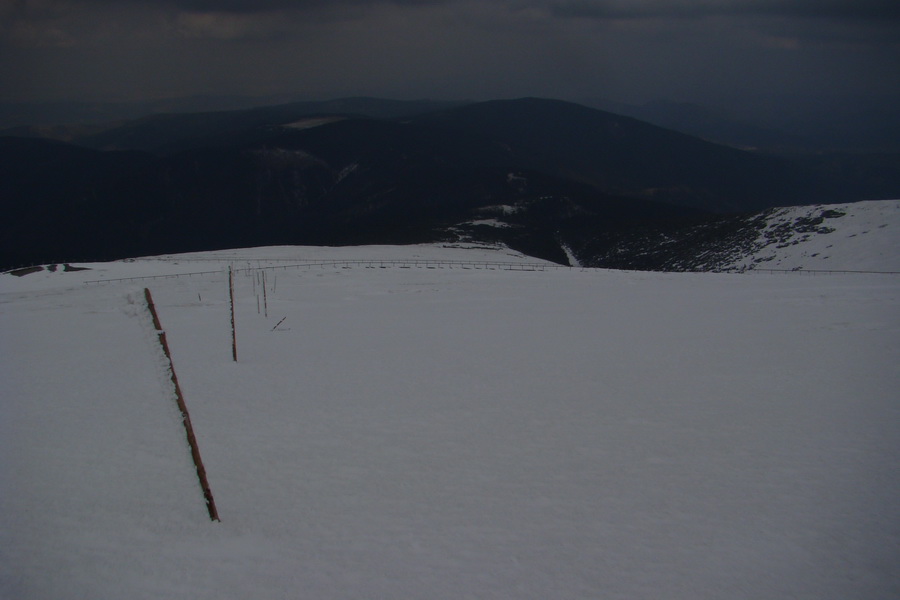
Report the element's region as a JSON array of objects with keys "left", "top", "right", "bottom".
[
  {"left": 2, "top": 244, "right": 898, "bottom": 599},
  {"left": 721, "top": 200, "right": 900, "bottom": 272},
  {"left": 456, "top": 199, "right": 899, "bottom": 273}
]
